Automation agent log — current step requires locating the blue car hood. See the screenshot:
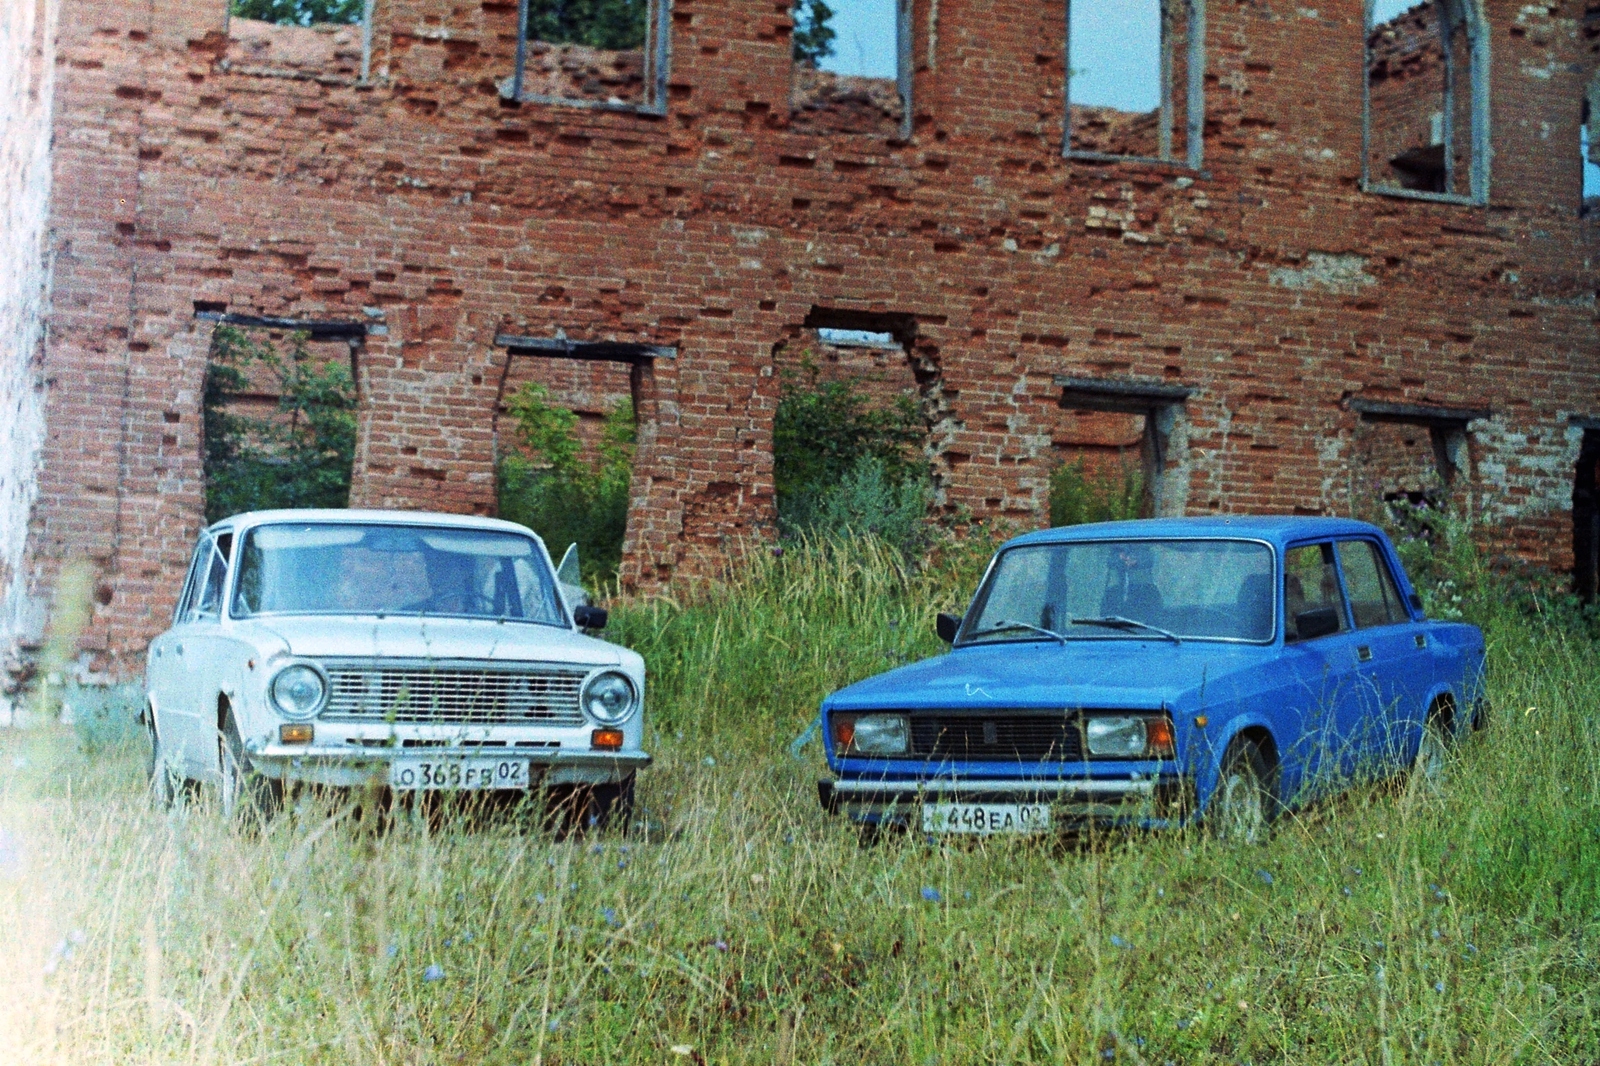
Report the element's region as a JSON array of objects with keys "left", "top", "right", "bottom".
[{"left": 826, "top": 639, "right": 1272, "bottom": 711}]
